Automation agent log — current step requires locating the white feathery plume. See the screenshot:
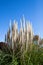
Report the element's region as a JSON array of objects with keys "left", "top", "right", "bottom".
[{"left": 23, "top": 15, "right": 25, "bottom": 32}]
